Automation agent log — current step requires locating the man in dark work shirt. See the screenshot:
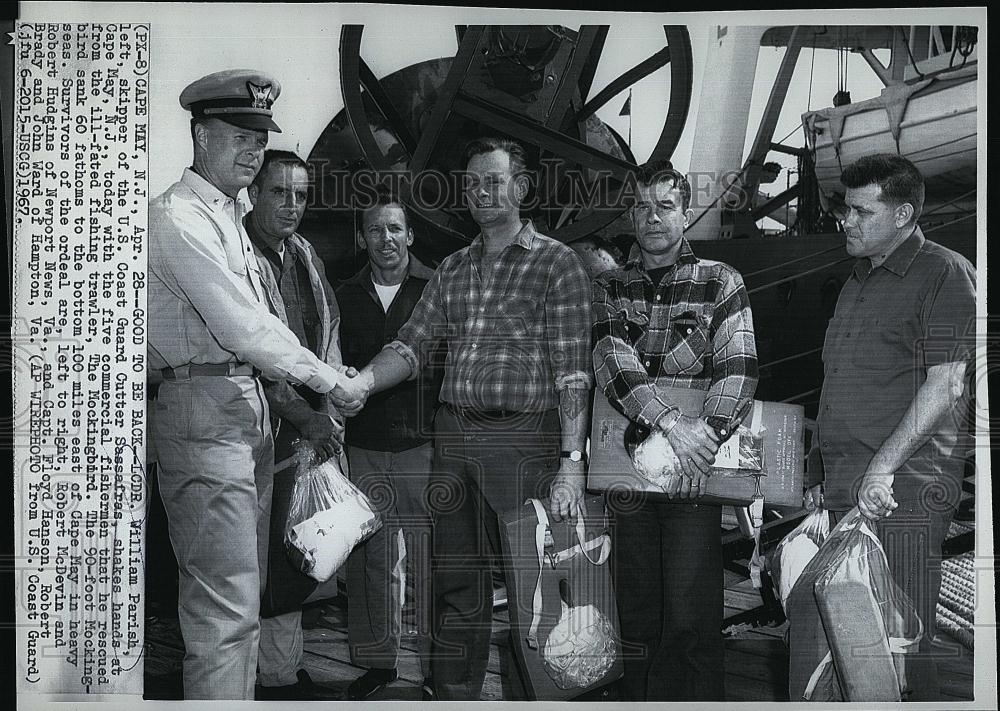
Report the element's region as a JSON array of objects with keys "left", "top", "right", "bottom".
[
  {"left": 807, "top": 154, "right": 976, "bottom": 701},
  {"left": 245, "top": 149, "right": 345, "bottom": 700}
]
